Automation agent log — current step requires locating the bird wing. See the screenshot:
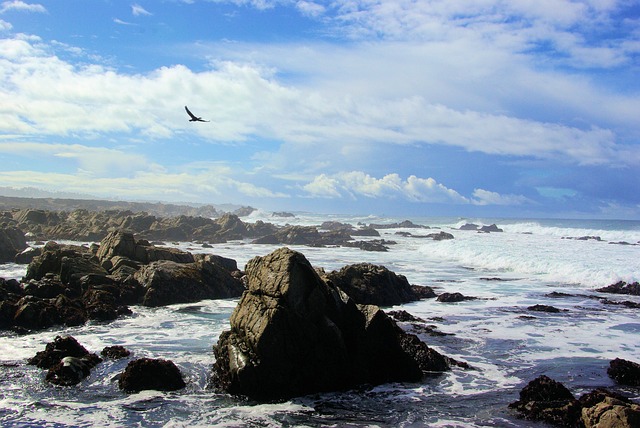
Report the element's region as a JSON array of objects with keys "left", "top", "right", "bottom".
[{"left": 185, "top": 106, "right": 198, "bottom": 120}]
